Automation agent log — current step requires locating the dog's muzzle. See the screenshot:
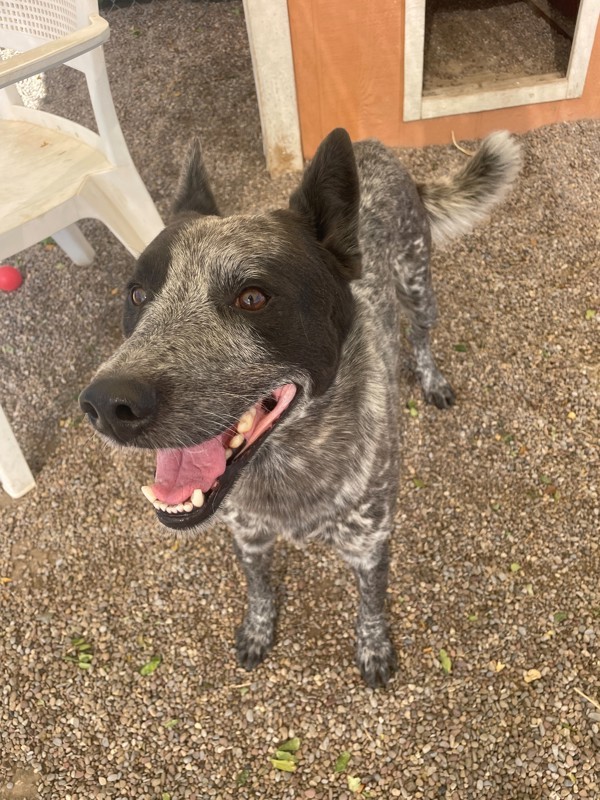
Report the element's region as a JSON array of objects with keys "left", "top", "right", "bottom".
[{"left": 79, "top": 375, "right": 157, "bottom": 443}]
